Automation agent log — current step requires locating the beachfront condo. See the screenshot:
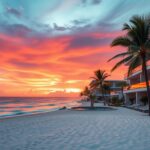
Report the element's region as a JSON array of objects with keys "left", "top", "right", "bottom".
[{"left": 124, "top": 64, "right": 150, "bottom": 106}]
